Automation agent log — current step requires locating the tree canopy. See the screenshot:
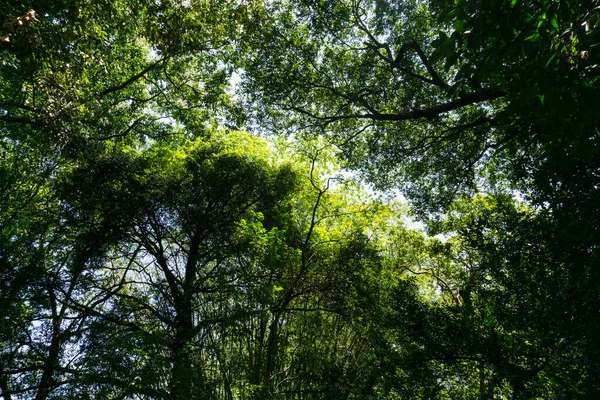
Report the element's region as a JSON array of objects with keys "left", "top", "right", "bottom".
[{"left": 1, "top": 0, "right": 599, "bottom": 399}]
